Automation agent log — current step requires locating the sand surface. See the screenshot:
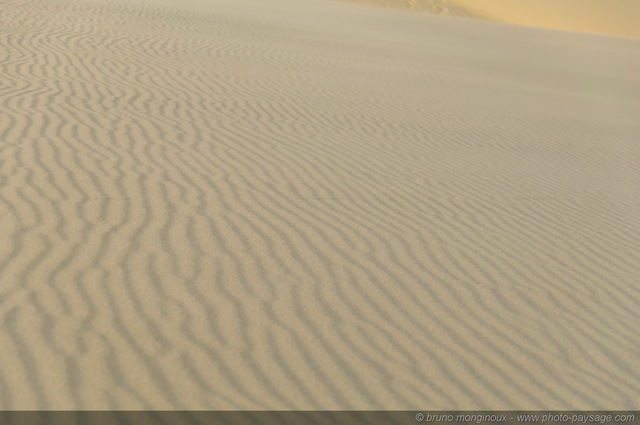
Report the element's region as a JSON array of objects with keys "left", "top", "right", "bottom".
[
  {"left": 337, "top": 0, "right": 640, "bottom": 39},
  {"left": 1, "top": 0, "right": 639, "bottom": 410}
]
